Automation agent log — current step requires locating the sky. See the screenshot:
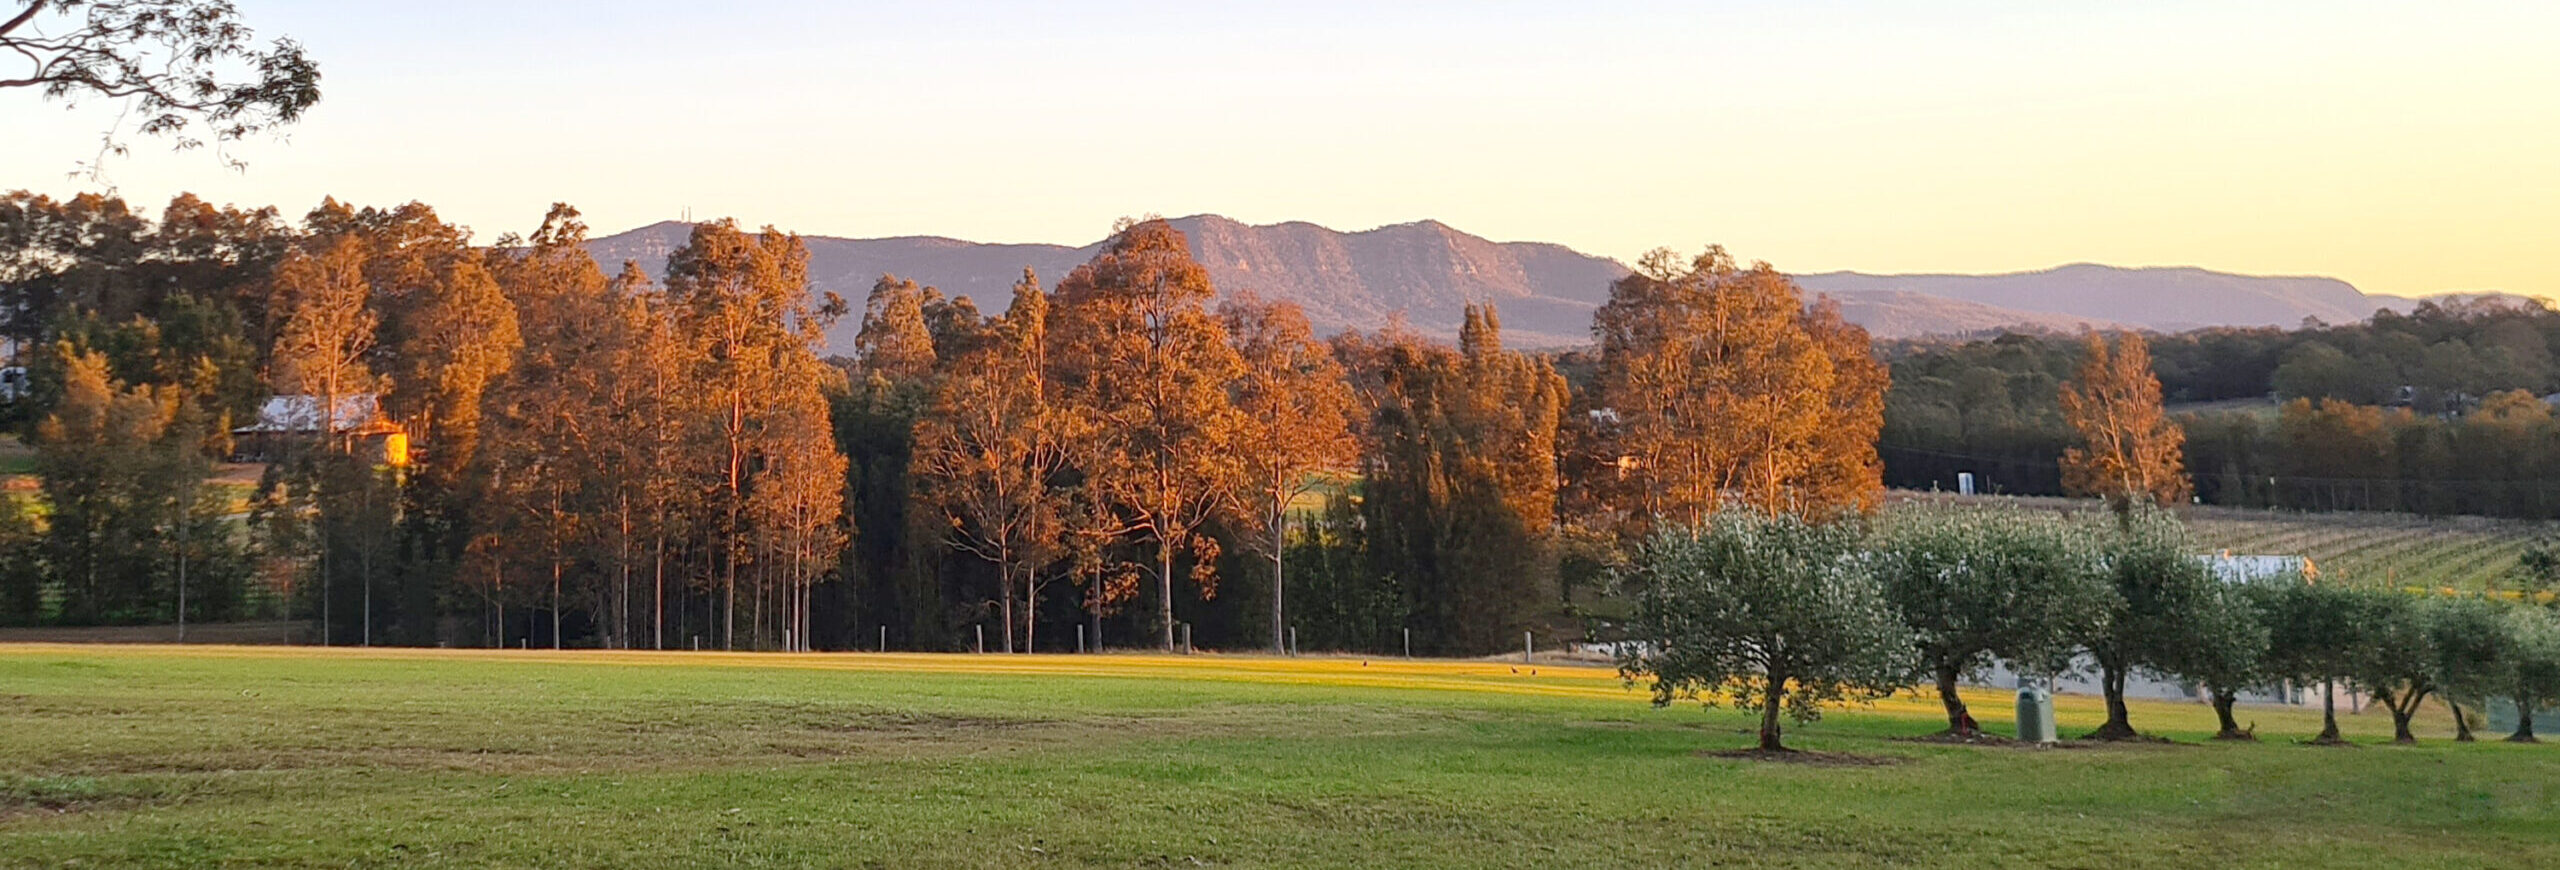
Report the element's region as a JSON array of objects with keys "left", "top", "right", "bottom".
[{"left": 6, "top": 1, "right": 2558, "bottom": 299}]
